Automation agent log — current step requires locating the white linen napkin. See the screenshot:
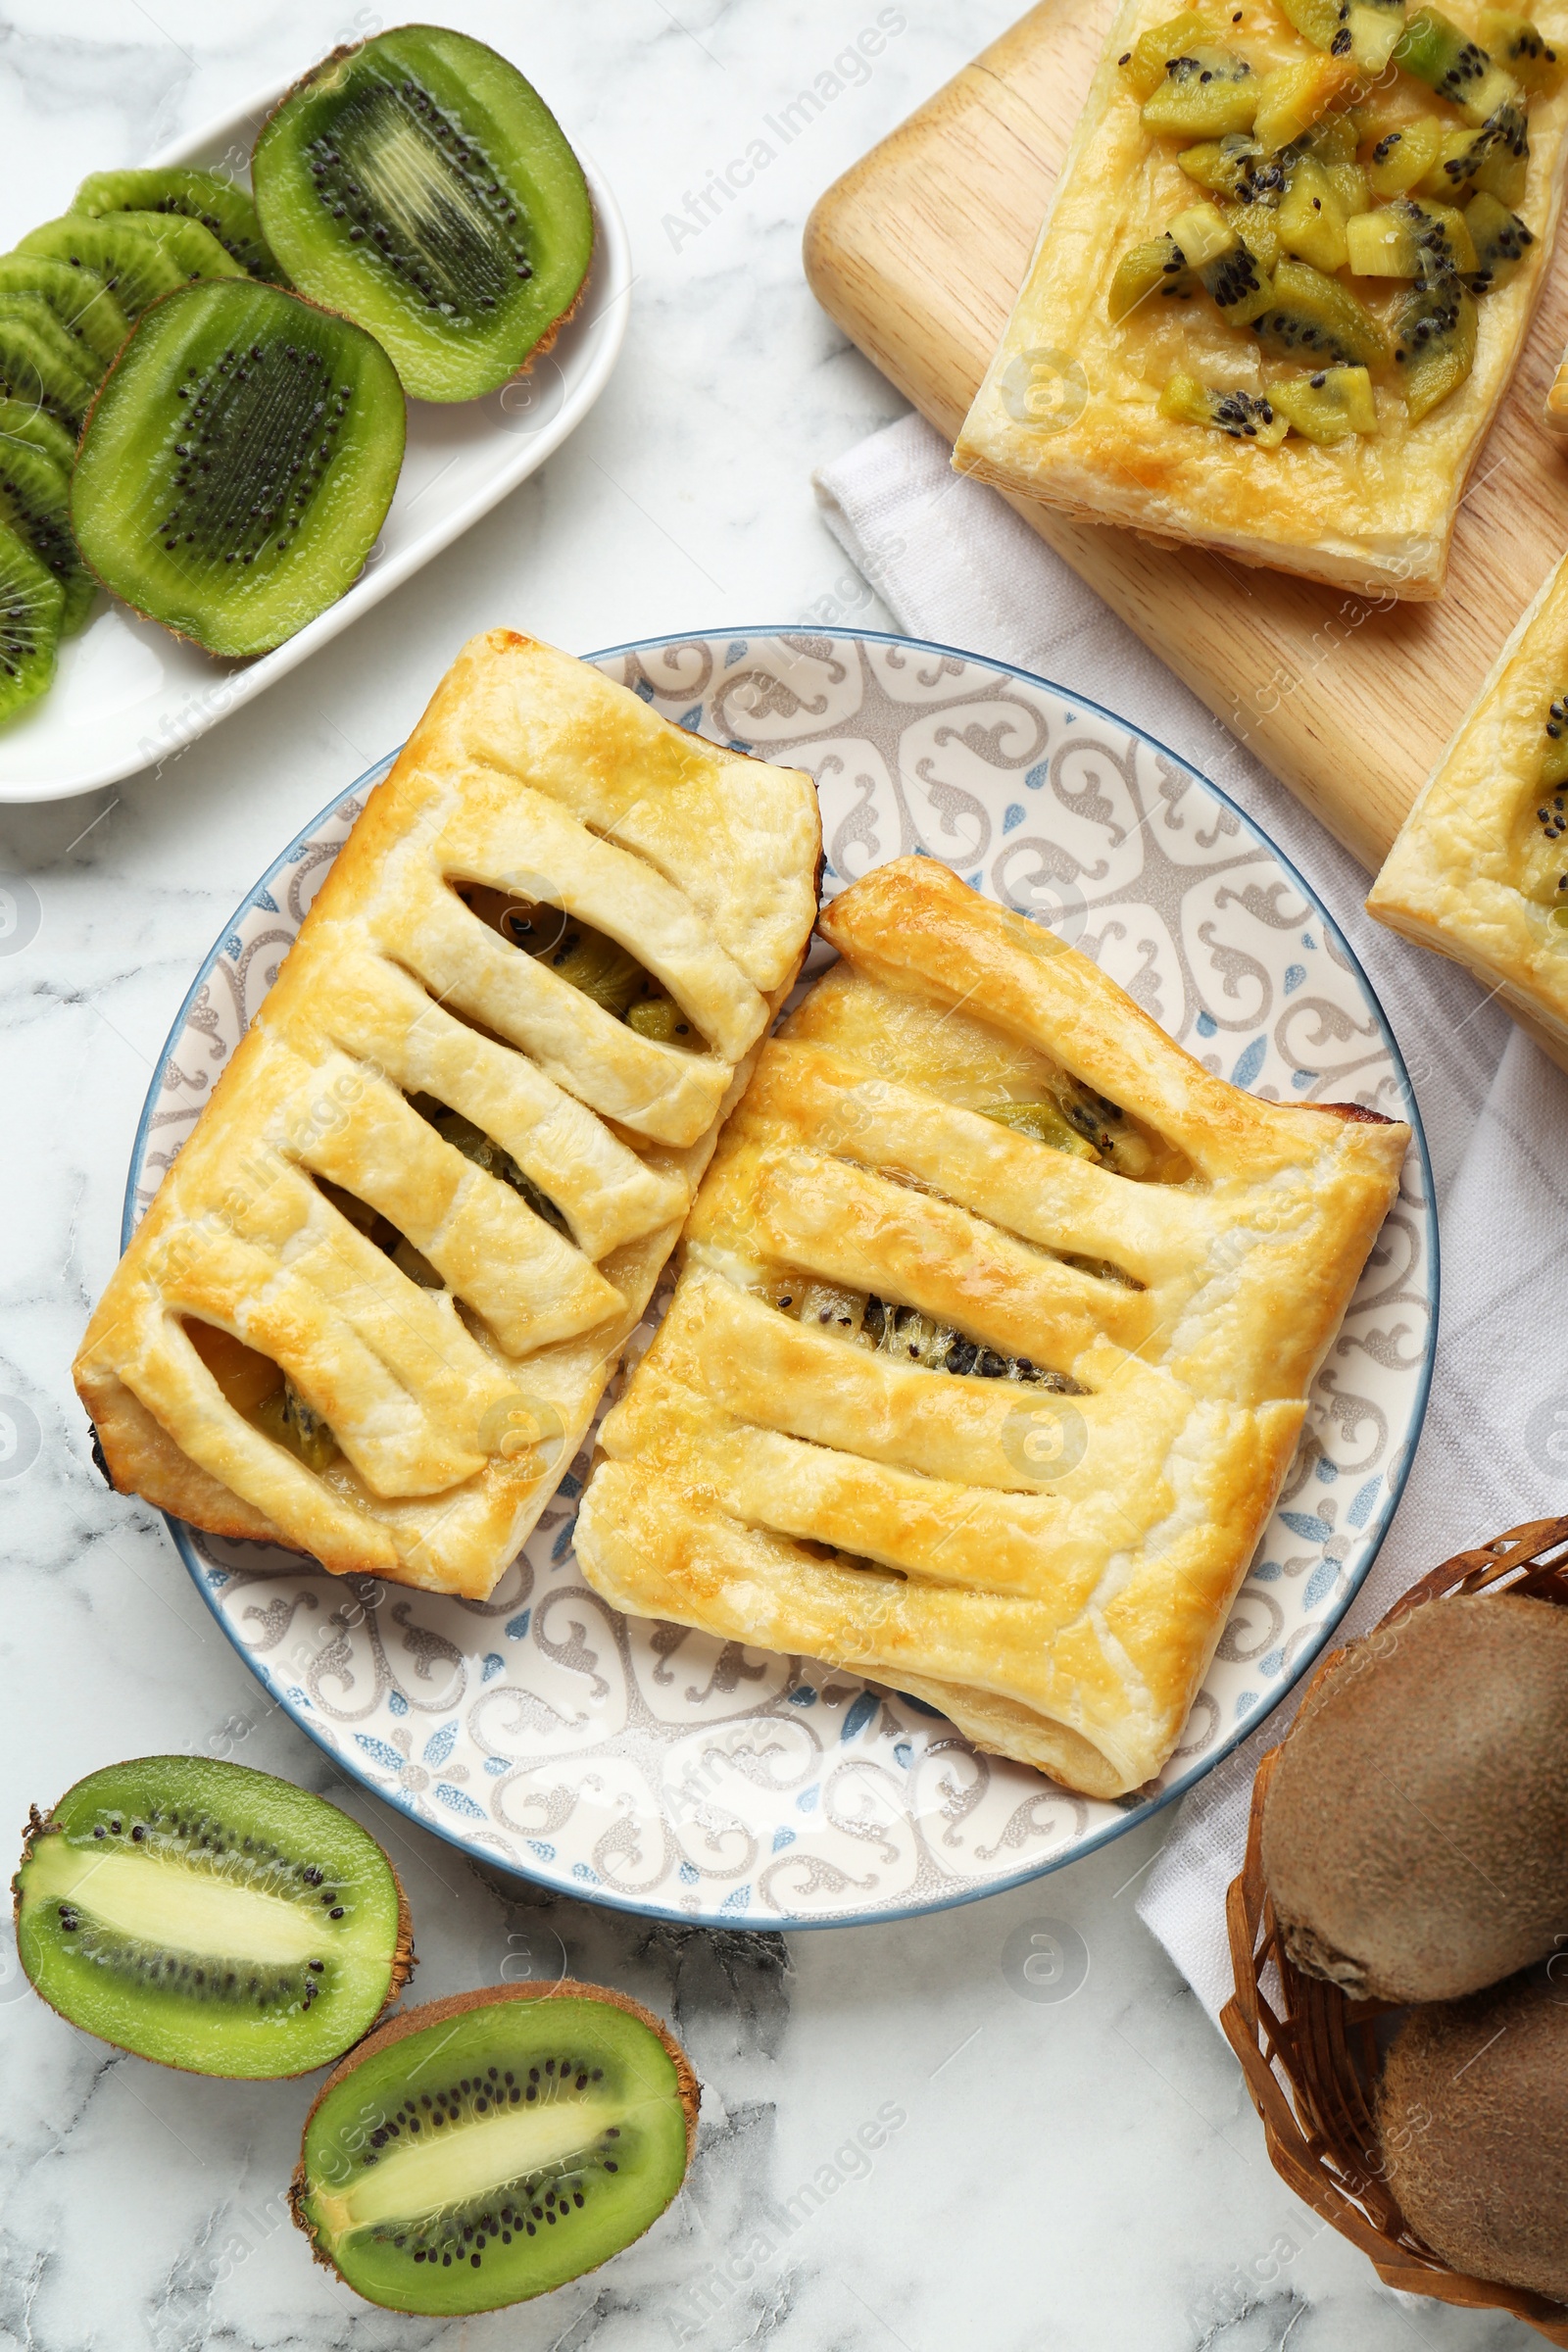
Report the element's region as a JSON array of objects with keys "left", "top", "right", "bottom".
[{"left": 812, "top": 410, "right": 1568, "bottom": 2025}]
